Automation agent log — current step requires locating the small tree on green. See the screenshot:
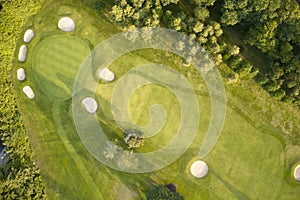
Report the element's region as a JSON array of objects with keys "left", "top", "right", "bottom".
[{"left": 123, "top": 129, "right": 144, "bottom": 149}]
